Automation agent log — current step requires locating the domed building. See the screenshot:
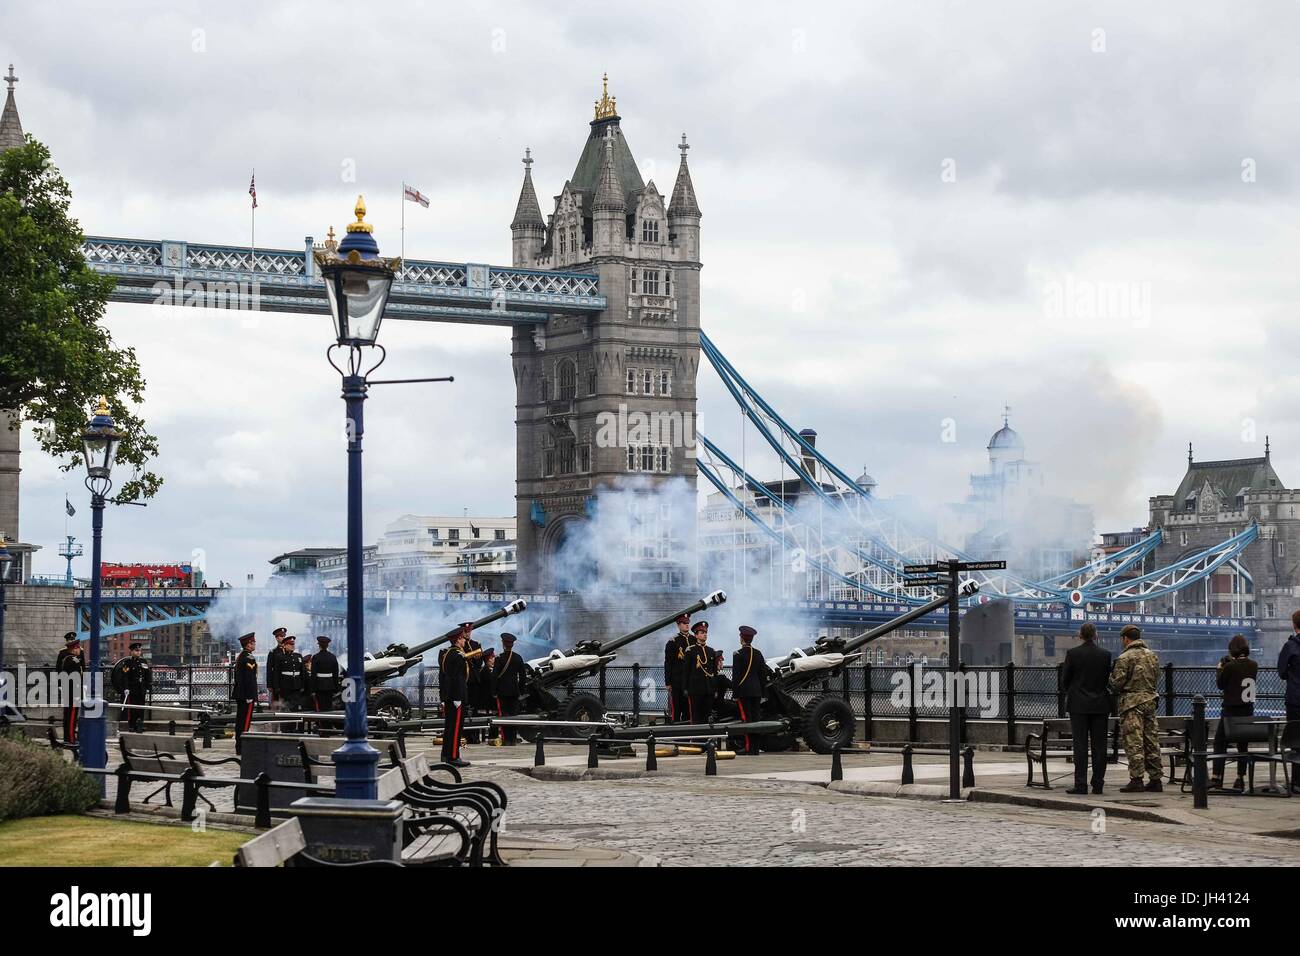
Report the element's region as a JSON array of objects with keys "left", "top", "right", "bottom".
[{"left": 939, "top": 409, "right": 1092, "bottom": 581}]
